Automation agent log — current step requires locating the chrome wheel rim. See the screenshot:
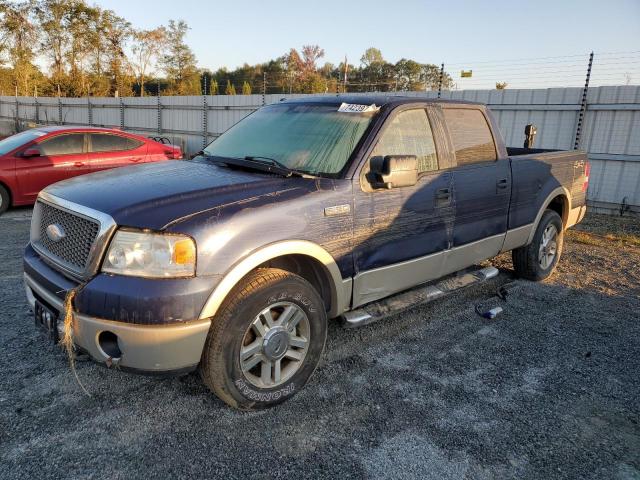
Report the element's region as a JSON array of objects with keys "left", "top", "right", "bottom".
[
  {"left": 538, "top": 224, "right": 558, "bottom": 270},
  {"left": 240, "top": 301, "right": 310, "bottom": 388}
]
